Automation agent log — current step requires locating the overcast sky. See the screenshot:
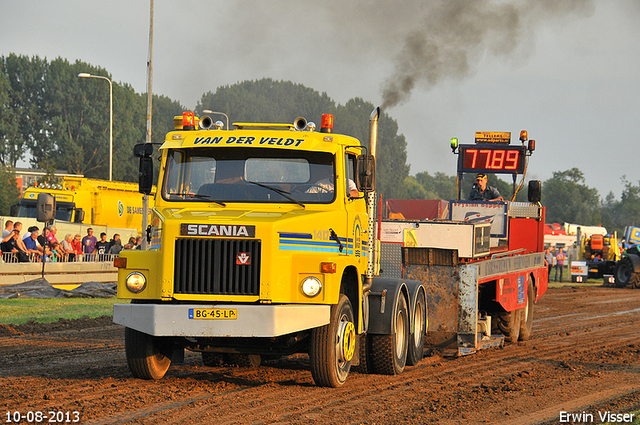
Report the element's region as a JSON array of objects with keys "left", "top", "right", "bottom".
[{"left": 2, "top": 0, "right": 639, "bottom": 200}]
